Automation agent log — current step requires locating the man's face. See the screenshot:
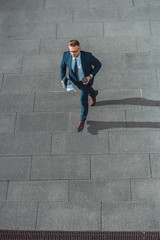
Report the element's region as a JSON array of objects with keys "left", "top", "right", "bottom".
[{"left": 69, "top": 45, "right": 81, "bottom": 58}]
